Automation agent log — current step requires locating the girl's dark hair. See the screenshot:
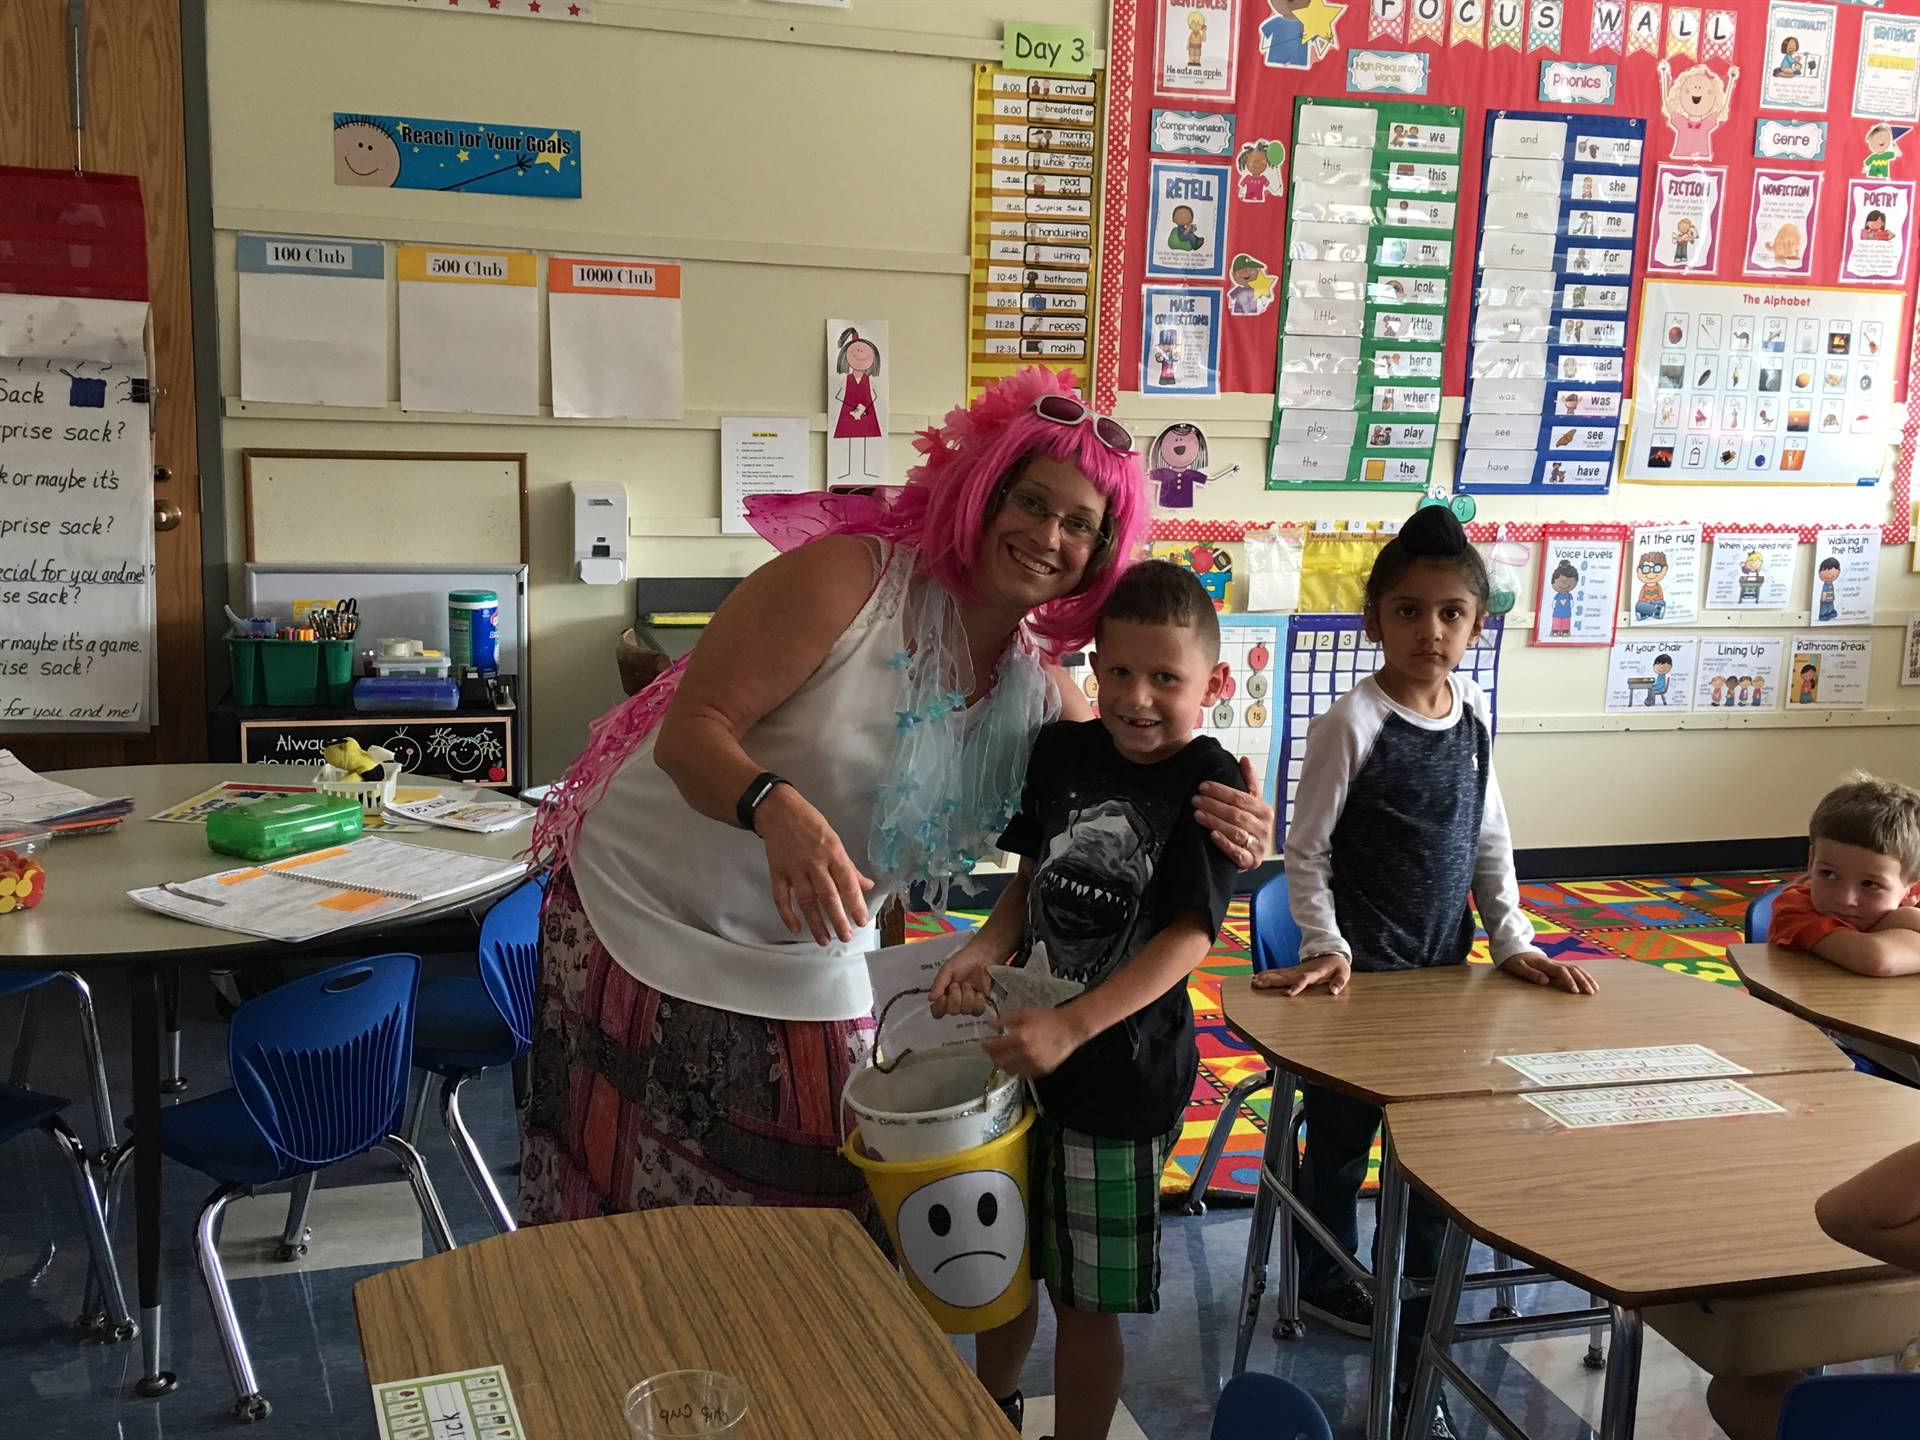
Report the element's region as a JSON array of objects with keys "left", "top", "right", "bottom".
[
  {"left": 1552, "top": 560, "right": 1579, "bottom": 582},
  {"left": 1363, "top": 504, "right": 1492, "bottom": 613},
  {"left": 835, "top": 327, "right": 881, "bottom": 376}
]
